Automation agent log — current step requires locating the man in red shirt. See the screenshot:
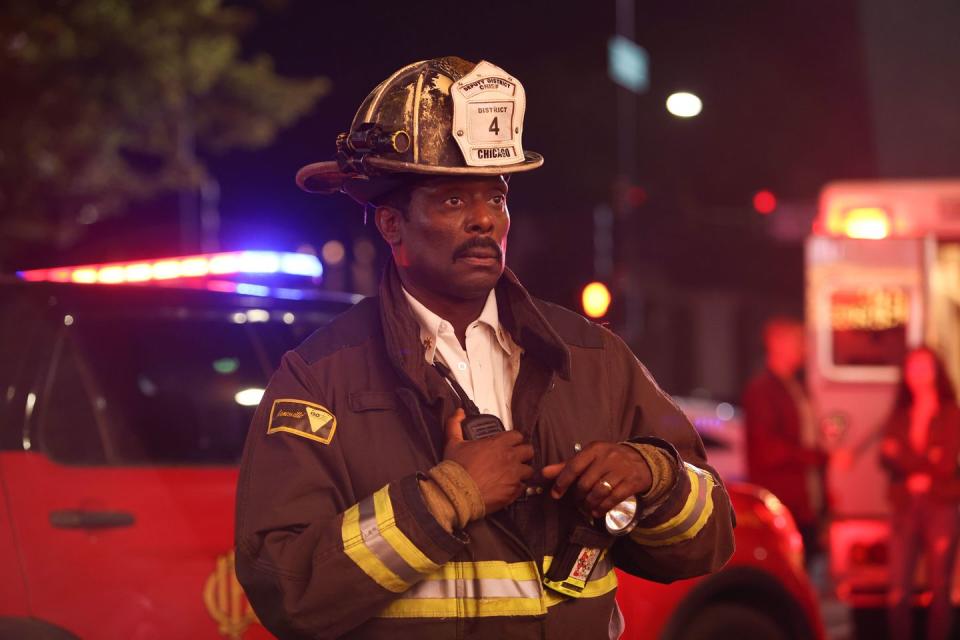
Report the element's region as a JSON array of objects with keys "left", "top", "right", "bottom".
[{"left": 742, "top": 317, "right": 827, "bottom": 564}]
